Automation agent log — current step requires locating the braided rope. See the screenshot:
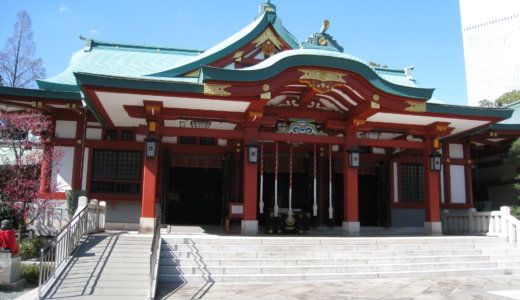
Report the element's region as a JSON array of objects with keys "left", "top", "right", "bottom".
[
  {"left": 329, "top": 144, "right": 333, "bottom": 219},
  {"left": 259, "top": 141, "right": 264, "bottom": 213}
]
